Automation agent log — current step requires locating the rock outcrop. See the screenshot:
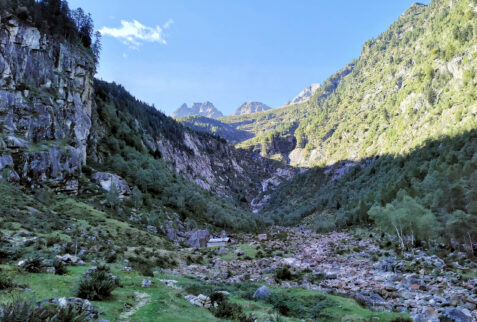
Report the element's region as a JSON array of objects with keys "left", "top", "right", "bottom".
[
  {"left": 187, "top": 229, "right": 210, "bottom": 248},
  {"left": 92, "top": 172, "right": 131, "bottom": 196},
  {"left": 284, "top": 83, "right": 320, "bottom": 106},
  {"left": 0, "top": 16, "right": 95, "bottom": 192}
]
